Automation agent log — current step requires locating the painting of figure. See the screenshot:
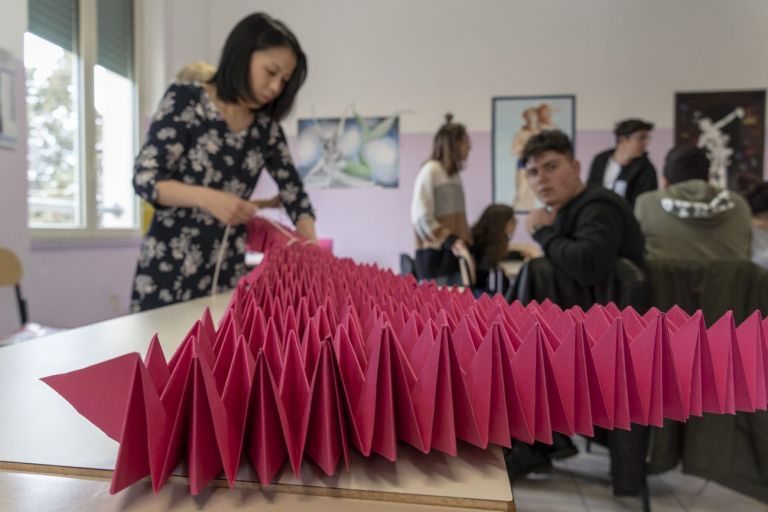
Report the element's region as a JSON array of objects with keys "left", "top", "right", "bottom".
[
  {"left": 493, "top": 96, "right": 576, "bottom": 211},
  {"left": 675, "top": 90, "right": 765, "bottom": 190}
]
